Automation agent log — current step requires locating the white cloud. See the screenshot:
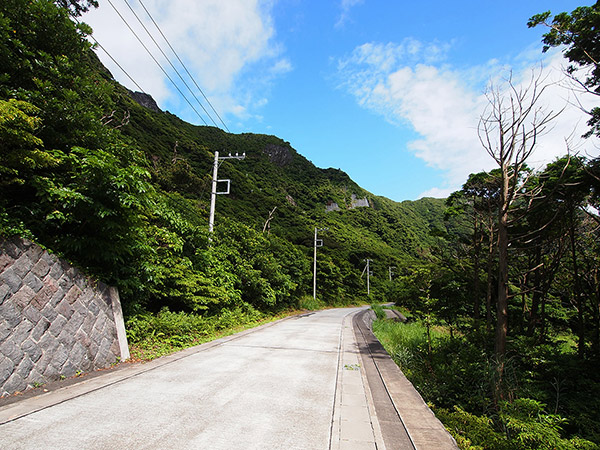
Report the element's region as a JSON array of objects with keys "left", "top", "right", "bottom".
[
  {"left": 336, "top": 41, "right": 598, "bottom": 197},
  {"left": 270, "top": 58, "right": 293, "bottom": 76},
  {"left": 336, "top": 0, "right": 364, "bottom": 28},
  {"left": 82, "top": 0, "right": 284, "bottom": 125}
]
